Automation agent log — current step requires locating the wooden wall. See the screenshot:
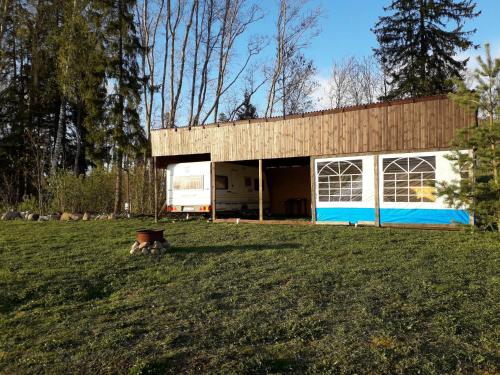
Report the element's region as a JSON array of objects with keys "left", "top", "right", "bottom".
[{"left": 151, "top": 96, "right": 474, "bottom": 162}]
